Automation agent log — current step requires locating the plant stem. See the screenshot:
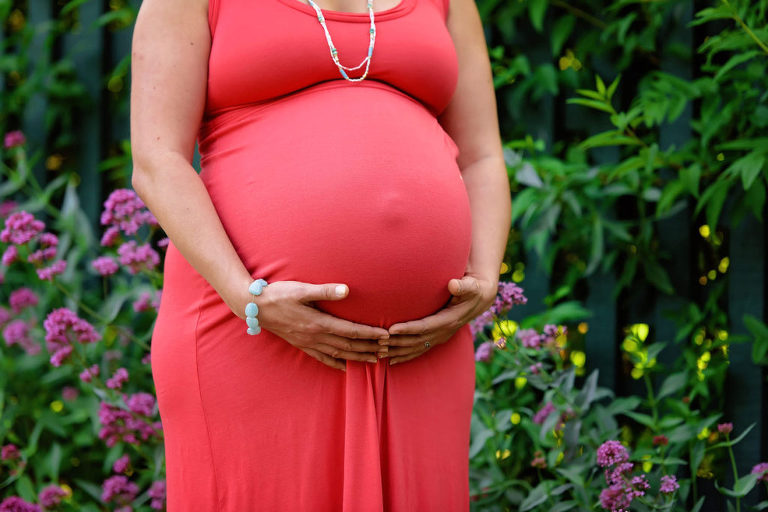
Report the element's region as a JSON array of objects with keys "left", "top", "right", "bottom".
[
  {"left": 721, "top": 0, "right": 768, "bottom": 55},
  {"left": 726, "top": 433, "right": 741, "bottom": 512},
  {"left": 643, "top": 373, "right": 659, "bottom": 429}
]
